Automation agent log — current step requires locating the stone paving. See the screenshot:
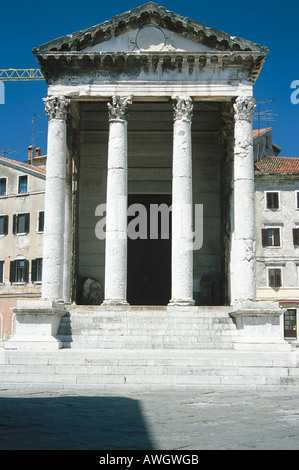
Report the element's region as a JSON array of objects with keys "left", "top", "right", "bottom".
[{"left": 0, "top": 385, "right": 298, "bottom": 450}]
